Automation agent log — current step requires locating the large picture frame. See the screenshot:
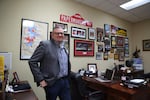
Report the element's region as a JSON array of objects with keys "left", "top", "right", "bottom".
[
  {"left": 53, "top": 21, "right": 68, "bottom": 32},
  {"left": 74, "top": 39, "right": 94, "bottom": 56},
  {"left": 143, "top": 39, "right": 150, "bottom": 51},
  {"left": 20, "top": 19, "right": 48, "bottom": 60},
  {"left": 71, "top": 27, "right": 86, "bottom": 39}
]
